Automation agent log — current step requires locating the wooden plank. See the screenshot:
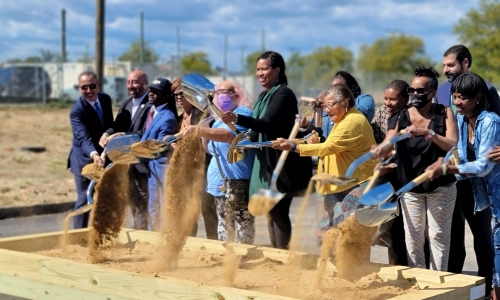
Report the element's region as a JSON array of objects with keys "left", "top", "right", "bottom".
[
  {"left": 0, "top": 229, "right": 88, "bottom": 252},
  {"left": 389, "top": 280, "right": 476, "bottom": 300},
  {"left": 0, "top": 229, "right": 486, "bottom": 300},
  {"left": 0, "top": 273, "right": 134, "bottom": 300},
  {"left": 0, "top": 248, "right": 299, "bottom": 300}
]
